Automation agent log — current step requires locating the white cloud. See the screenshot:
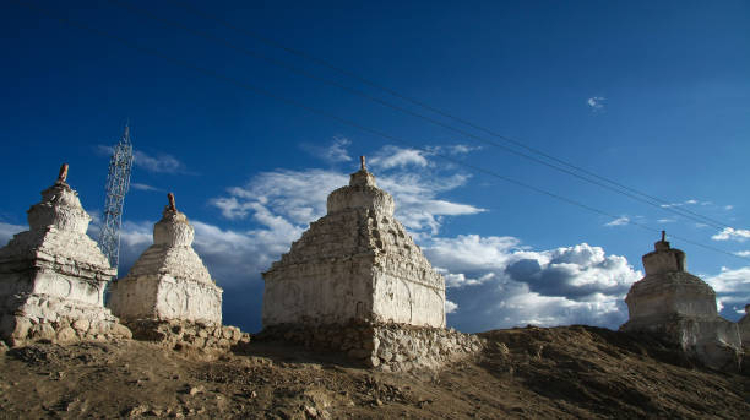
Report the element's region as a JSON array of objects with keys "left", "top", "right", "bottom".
[
  {"left": 133, "top": 150, "right": 189, "bottom": 174},
  {"left": 131, "top": 183, "right": 160, "bottom": 191},
  {"left": 660, "top": 198, "right": 711, "bottom": 208},
  {"left": 604, "top": 216, "right": 629, "bottom": 227},
  {"left": 369, "top": 146, "right": 428, "bottom": 170},
  {"left": 302, "top": 136, "right": 352, "bottom": 163},
  {"left": 703, "top": 266, "right": 750, "bottom": 321},
  {"left": 445, "top": 300, "right": 458, "bottom": 314},
  {"left": 657, "top": 218, "right": 677, "bottom": 223},
  {"left": 210, "top": 145, "right": 483, "bottom": 237},
  {"left": 426, "top": 237, "right": 642, "bottom": 332},
  {"left": 712, "top": 227, "right": 750, "bottom": 242},
  {"left": 586, "top": 96, "right": 606, "bottom": 111},
  {"left": 734, "top": 251, "right": 750, "bottom": 257},
  {"left": 724, "top": 205, "right": 734, "bottom": 211},
  {"left": 447, "top": 144, "right": 482, "bottom": 154},
  {"left": 97, "top": 145, "right": 191, "bottom": 174}
]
